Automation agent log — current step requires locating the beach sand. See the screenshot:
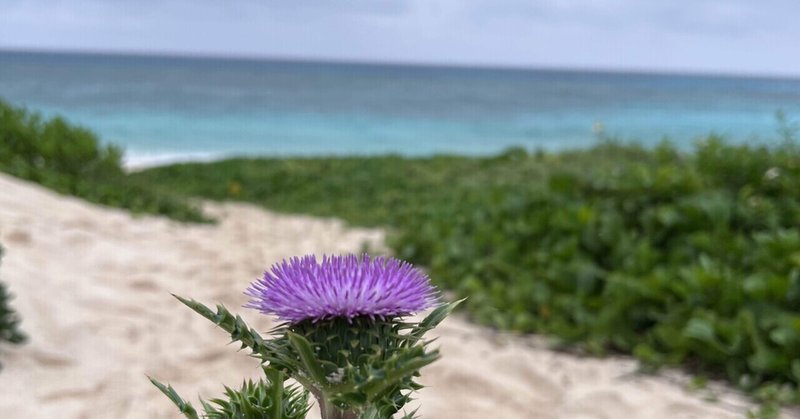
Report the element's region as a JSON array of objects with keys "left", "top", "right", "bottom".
[{"left": 0, "top": 173, "right": 778, "bottom": 418}]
